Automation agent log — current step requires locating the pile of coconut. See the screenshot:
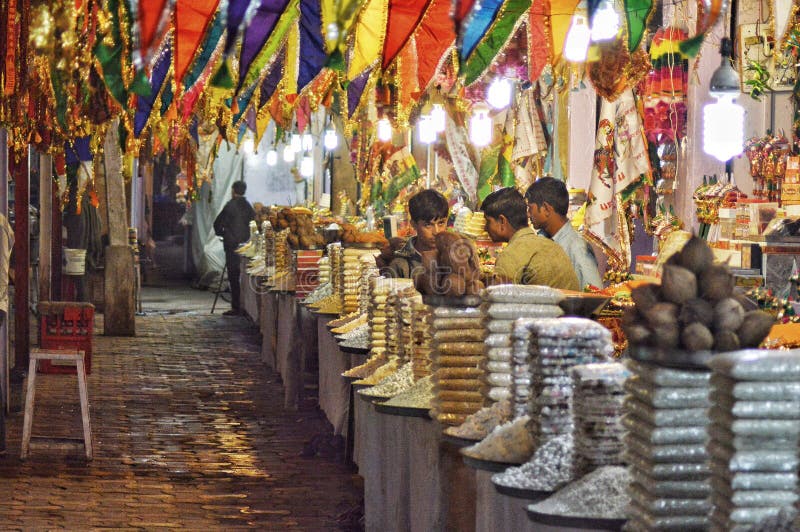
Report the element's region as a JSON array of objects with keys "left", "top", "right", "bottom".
[{"left": 623, "top": 236, "right": 775, "bottom": 352}]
